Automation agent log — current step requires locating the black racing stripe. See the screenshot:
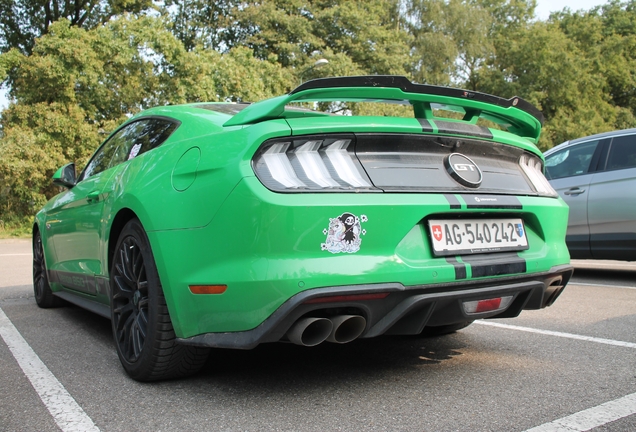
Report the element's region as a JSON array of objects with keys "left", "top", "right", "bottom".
[
  {"left": 49, "top": 270, "right": 97, "bottom": 295},
  {"left": 444, "top": 194, "right": 462, "bottom": 209},
  {"left": 446, "top": 257, "right": 467, "bottom": 280},
  {"left": 461, "top": 195, "right": 522, "bottom": 209},
  {"left": 418, "top": 118, "right": 434, "bottom": 132},
  {"left": 434, "top": 120, "right": 493, "bottom": 139},
  {"left": 461, "top": 253, "right": 526, "bottom": 277}
]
